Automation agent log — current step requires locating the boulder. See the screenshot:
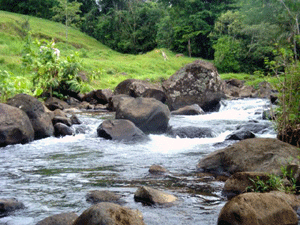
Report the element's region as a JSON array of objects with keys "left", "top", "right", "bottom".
[
  {"left": 134, "top": 186, "right": 177, "bottom": 205},
  {"left": 52, "top": 116, "right": 72, "bottom": 127},
  {"left": 225, "top": 79, "right": 244, "bottom": 88},
  {"left": 108, "top": 94, "right": 133, "bottom": 111},
  {"left": 54, "top": 123, "right": 74, "bottom": 137},
  {"left": 171, "top": 104, "right": 204, "bottom": 115},
  {"left": 0, "top": 198, "right": 25, "bottom": 216},
  {"left": 162, "top": 60, "right": 225, "bottom": 111},
  {"left": 70, "top": 114, "right": 82, "bottom": 125},
  {"left": 86, "top": 190, "right": 121, "bottom": 204},
  {"left": 45, "top": 97, "right": 70, "bottom": 110},
  {"left": 115, "top": 97, "right": 170, "bottom": 134},
  {"left": 217, "top": 192, "right": 299, "bottom": 225},
  {"left": 225, "top": 130, "right": 255, "bottom": 141},
  {"left": 6, "top": 94, "right": 54, "bottom": 140},
  {"left": 94, "top": 89, "right": 113, "bottom": 105},
  {"left": 97, "top": 119, "right": 148, "bottom": 142},
  {"left": 53, "top": 109, "right": 67, "bottom": 118},
  {"left": 149, "top": 165, "right": 168, "bottom": 175},
  {"left": 36, "top": 212, "right": 78, "bottom": 225},
  {"left": 73, "top": 202, "right": 145, "bottom": 225},
  {"left": 236, "top": 122, "right": 271, "bottom": 134},
  {"left": 0, "top": 103, "right": 34, "bottom": 147},
  {"left": 114, "top": 79, "right": 164, "bottom": 98},
  {"left": 197, "top": 138, "right": 300, "bottom": 176},
  {"left": 166, "top": 126, "right": 214, "bottom": 138},
  {"left": 141, "top": 89, "right": 168, "bottom": 103},
  {"left": 66, "top": 97, "right": 81, "bottom": 107},
  {"left": 223, "top": 172, "right": 270, "bottom": 198}
]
